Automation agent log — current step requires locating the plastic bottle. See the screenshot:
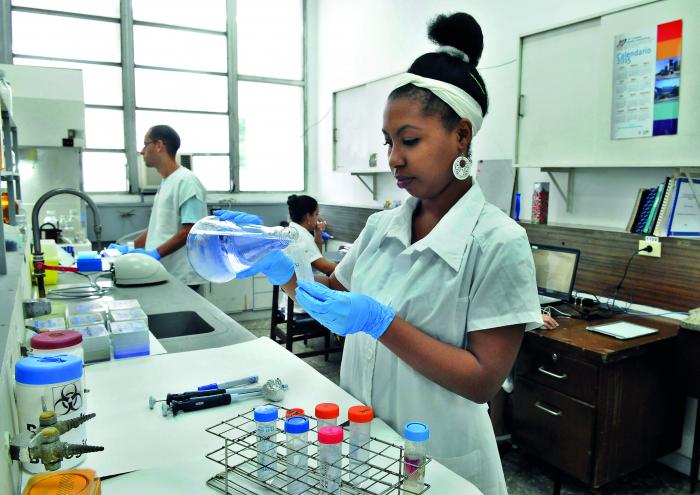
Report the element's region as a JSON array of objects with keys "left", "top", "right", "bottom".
[
  {"left": 402, "top": 422, "right": 430, "bottom": 493},
  {"left": 30, "top": 330, "right": 84, "bottom": 363},
  {"left": 532, "top": 182, "right": 549, "bottom": 224},
  {"left": 66, "top": 209, "right": 82, "bottom": 243},
  {"left": 347, "top": 405, "right": 374, "bottom": 486},
  {"left": 15, "top": 354, "right": 86, "bottom": 473},
  {"left": 186, "top": 215, "right": 299, "bottom": 283},
  {"left": 14, "top": 212, "right": 26, "bottom": 250},
  {"left": 315, "top": 402, "right": 339, "bottom": 430},
  {"left": 317, "top": 425, "right": 343, "bottom": 494},
  {"left": 42, "top": 209, "right": 58, "bottom": 228},
  {"left": 58, "top": 214, "right": 73, "bottom": 243},
  {"left": 284, "top": 416, "right": 309, "bottom": 494},
  {"left": 253, "top": 404, "right": 278, "bottom": 481}
]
